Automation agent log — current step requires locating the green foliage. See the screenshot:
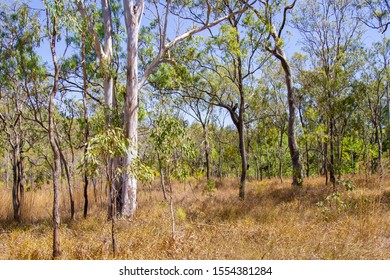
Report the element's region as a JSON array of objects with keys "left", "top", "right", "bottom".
[
  {"left": 338, "top": 178, "right": 356, "bottom": 192},
  {"left": 126, "top": 157, "right": 155, "bottom": 184},
  {"left": 316, "top": 191, "right": 346, "bottom": 221},
  {"left": 215, "top": 24, "right": 242, "bottom": 57},
  {"left": 175, "top": 207, "right": 187, "bottom": 222},
  {"left": 81, "top": 127, "right": 128, "bottom": 177},
  {"left": 204, "top": 179, "right": 216, "bottom": 194},
  {"left": 150, "top": 112, "right": 196, "bottom": 182}
]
